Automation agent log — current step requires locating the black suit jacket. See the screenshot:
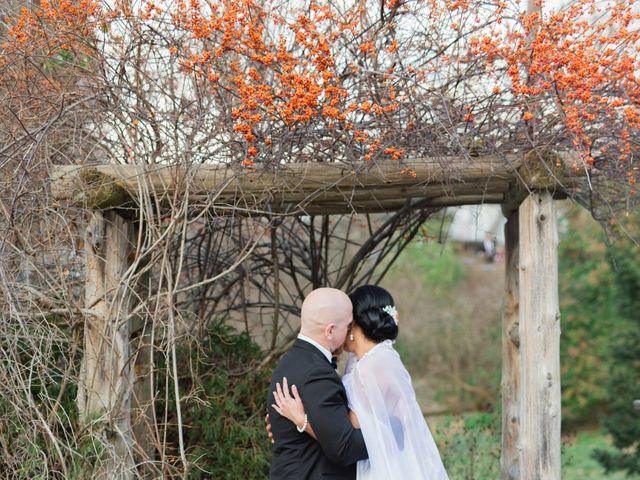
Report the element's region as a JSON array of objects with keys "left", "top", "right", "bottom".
[{"left": 268, "top": 339, "right": 368, "bottom": 480}]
